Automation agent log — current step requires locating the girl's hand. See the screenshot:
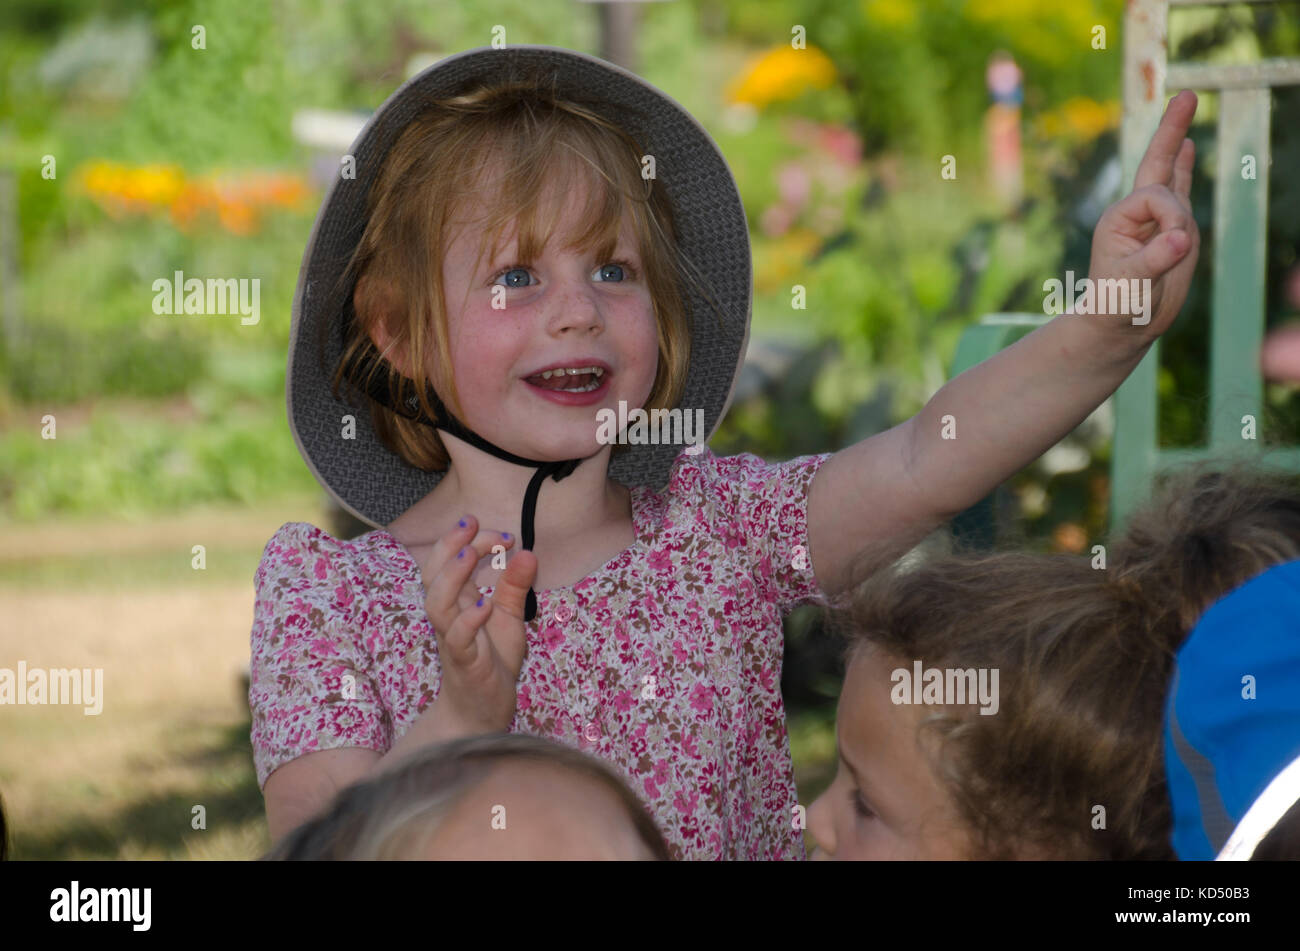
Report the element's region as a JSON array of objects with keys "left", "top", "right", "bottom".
[
  {"left": 1085, "top": 89, "right": 1200, "bottom": 347},
  {"left": 420, "top": 515, "right": 538, "bottom": 736}
]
